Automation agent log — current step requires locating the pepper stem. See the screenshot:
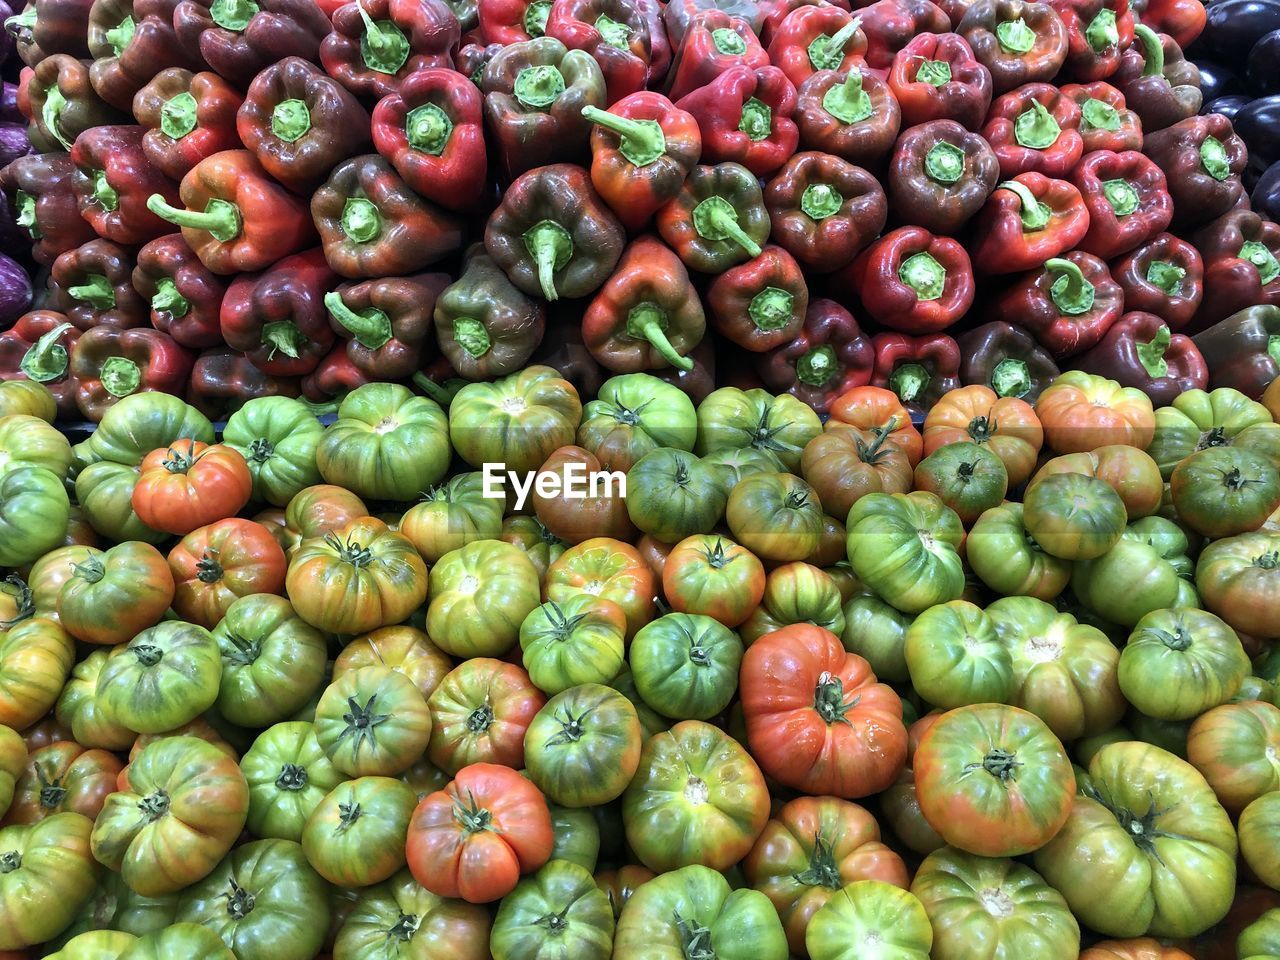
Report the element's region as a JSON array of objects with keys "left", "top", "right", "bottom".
[
  {"left": 1086, "top": 7, "right": 1120, "bottom": 51},
  {"left": 452, "top": 317, "right": 492, "bottom": 357},
  {"left": 925, "top": 140, "right": 965, "bottom": 183},
  {"left": 890, "top": 362, "right": 930, "bottom": 403},
  {"left": 160, "top": 92, "right": 198, "bottom": 140},
  {"left": 914, "top": 57, "right": 952, "bottom": 86},
  {"left": 996, "top": 16, "right": 1035, "bottom": 53},
  {"left": 801, "top": 182, "right": 843, "bottom": 220},
  {"left": 999, "top": 179, "right": 1051, "bottom": 231},
  {"left": 796, "top": 345, "right": 838, "bottom": 387},
  {"left": 808, "top": 17, "right": 861, "bottom": 71},
  {"left": 749, "top": 287, "right": 794, "bottom": 331},
  {"left": 147, "top": 195, "right": 242, "bottom": 242},
  {"left": 523, "top": 220, "right": 573, "bottom": 301},
  {"left": 412, "top": 372, "right": 456, "bottom": 406},
  {"left": 523, "top": 0, "right": 549, "bottom": 35},
  {"left": 19, "top": 323, "right": 72, "bottom": 382},
  {"left": 1239, "top": 240, "right": 1280, "bottom": 285},
  {"left": 406, "top": 103, "right": 452, "bottom": 155},
  {"left": 40, "top": 86, "right": 72, "bottom": 150},
  {"left": 1200, "top": 136, "right": 1230, "bottom": 181},
  {"left": 1013, "top": 99, "right": 1061, "bottom": 149},
  {"left": 898, "top": 252, "right": 946, "bottom": 301},
  {"left": 1134, "top": 23, "right": 1164, "bottom": 76},
  {"left": 991, "top": 358, "right": 1031, "bottom": 398},
  {"left": 691, "top": 196, "right": 762, "bottom": 257},
  {"left": 711, "top": 26, "right": 746, "bottom": 54},
  {"left": 738, "top": 97, "right": 772, "bottom": 141},
  {"left": 104, "top": 14, "right": 135, "bottom": 56},
  {"left": 151, "top": 277, "right": 190, "bottom": 319},
  {"left": 514, "top": 64, "right": 565, "bottom": 109},
  {"left": 822, "top": 71, "right": 873, "bottom": 124},
  {"left": 325, "top": 291, "right": 393, "bottom": 351},
  {"left": 100, "top": 356, "right": 142, "bottom": 397},
  {"left": 261, "top": 321, "right": 306, "bottom": 360},
  {"left": 68, "top": 274, "right": 115, "bottom": 309},
  {"left": 3, "top": 7, "right": 35, "bottom": 36},
  {"left": 1102, "top": 178, "right": 1139, "bottom": 216},
  {"left": 1080, "top": 97, "right": 1120, "bottom": 132},
  {"left": 1046, "top": 258, "right": 1096, "bottom": 315},
  {"left": 627, "top": 303, "right": 693, "bottom": 370},
  {"left": 341, "top": 197, "right": 381, "bottom": 243},
  {"left": 15, "top": 191, "right": 38, "bottom": 239},
  {"left": 1135, "top": 324, "right": 1170, "bottom": 379},
  {"left": 271, "top": 99, "right": 311, "bottom": 143},
  {"left": 209, "top": 0, "right": 258, "bottom": 30},
  {"left": 356, "top": 0, "right": 410, "bottom": 74},
  {"left": 1145, "top": 259, "right": 1185, "bottom": 295},
  {"left": 581, "top": 105, "right": 666, "bottom": 166}
]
